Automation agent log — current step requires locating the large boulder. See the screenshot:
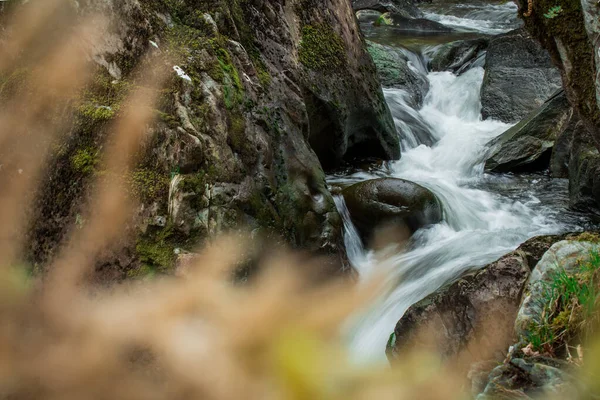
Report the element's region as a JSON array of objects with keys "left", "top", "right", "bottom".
[
  {"left": 352, "top": 0, "right": 423, "bottom": 18},
  {"left": 428, "top": 38, "right": 489, "bottom": 74},
  {"left": 21, "top": 0, "right": 397, "bottom": 278},
  {"left": 515, "top": 0, "right": 600, "bottom": 150},
  {"left": 480, "top": 29, "right": 562, "bottom": 123},
  {"left": 387, "top": 235, "right": 567, "bottom": 364},
  {"left": 342, "top": 178, "right": 442, "bottom": 244},
  {"left": 366, "top": 41, "right": 429, "bottom": 106},
  {"left": 485, "top": 90, "right": 575, "bottom": 172}
]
